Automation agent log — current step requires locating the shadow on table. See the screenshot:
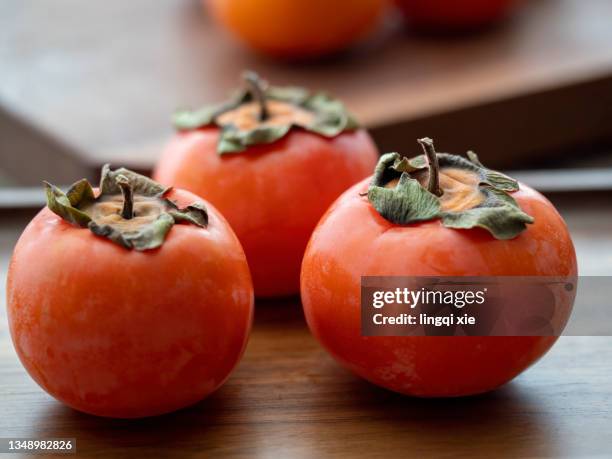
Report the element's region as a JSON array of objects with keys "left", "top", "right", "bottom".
[
  {"left": 28, "top": 378, "right": 562, "bottom": 458},
  {"left": 25, "top": 298, "right": 564, "bottom": 457},
  {"left": 331, "top": 378, "right": 562, "bottom": 456}
]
